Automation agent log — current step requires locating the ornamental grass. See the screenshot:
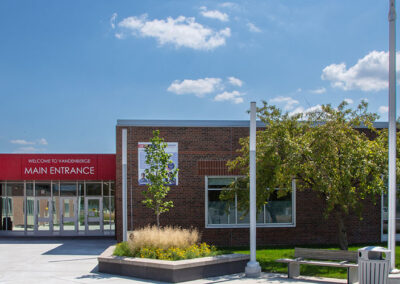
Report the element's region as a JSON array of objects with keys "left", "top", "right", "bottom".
[
  {"left": 113, "top": 226, "right": 217, "bottom": 260},
  {"left": 128, "top": 225, "right": 200, "bottom": 250}
]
